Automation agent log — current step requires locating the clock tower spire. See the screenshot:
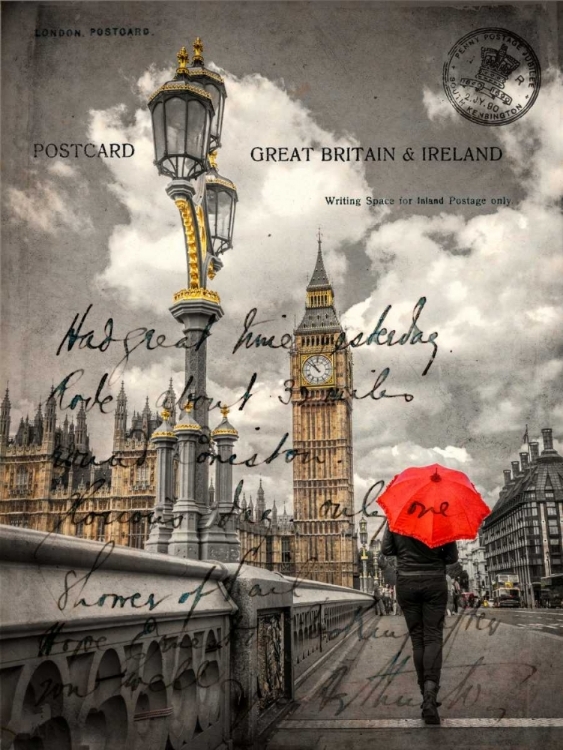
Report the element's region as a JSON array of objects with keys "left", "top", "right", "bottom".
[{"left": 290, "top": 235, "right": 355, "bottom": 587}]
